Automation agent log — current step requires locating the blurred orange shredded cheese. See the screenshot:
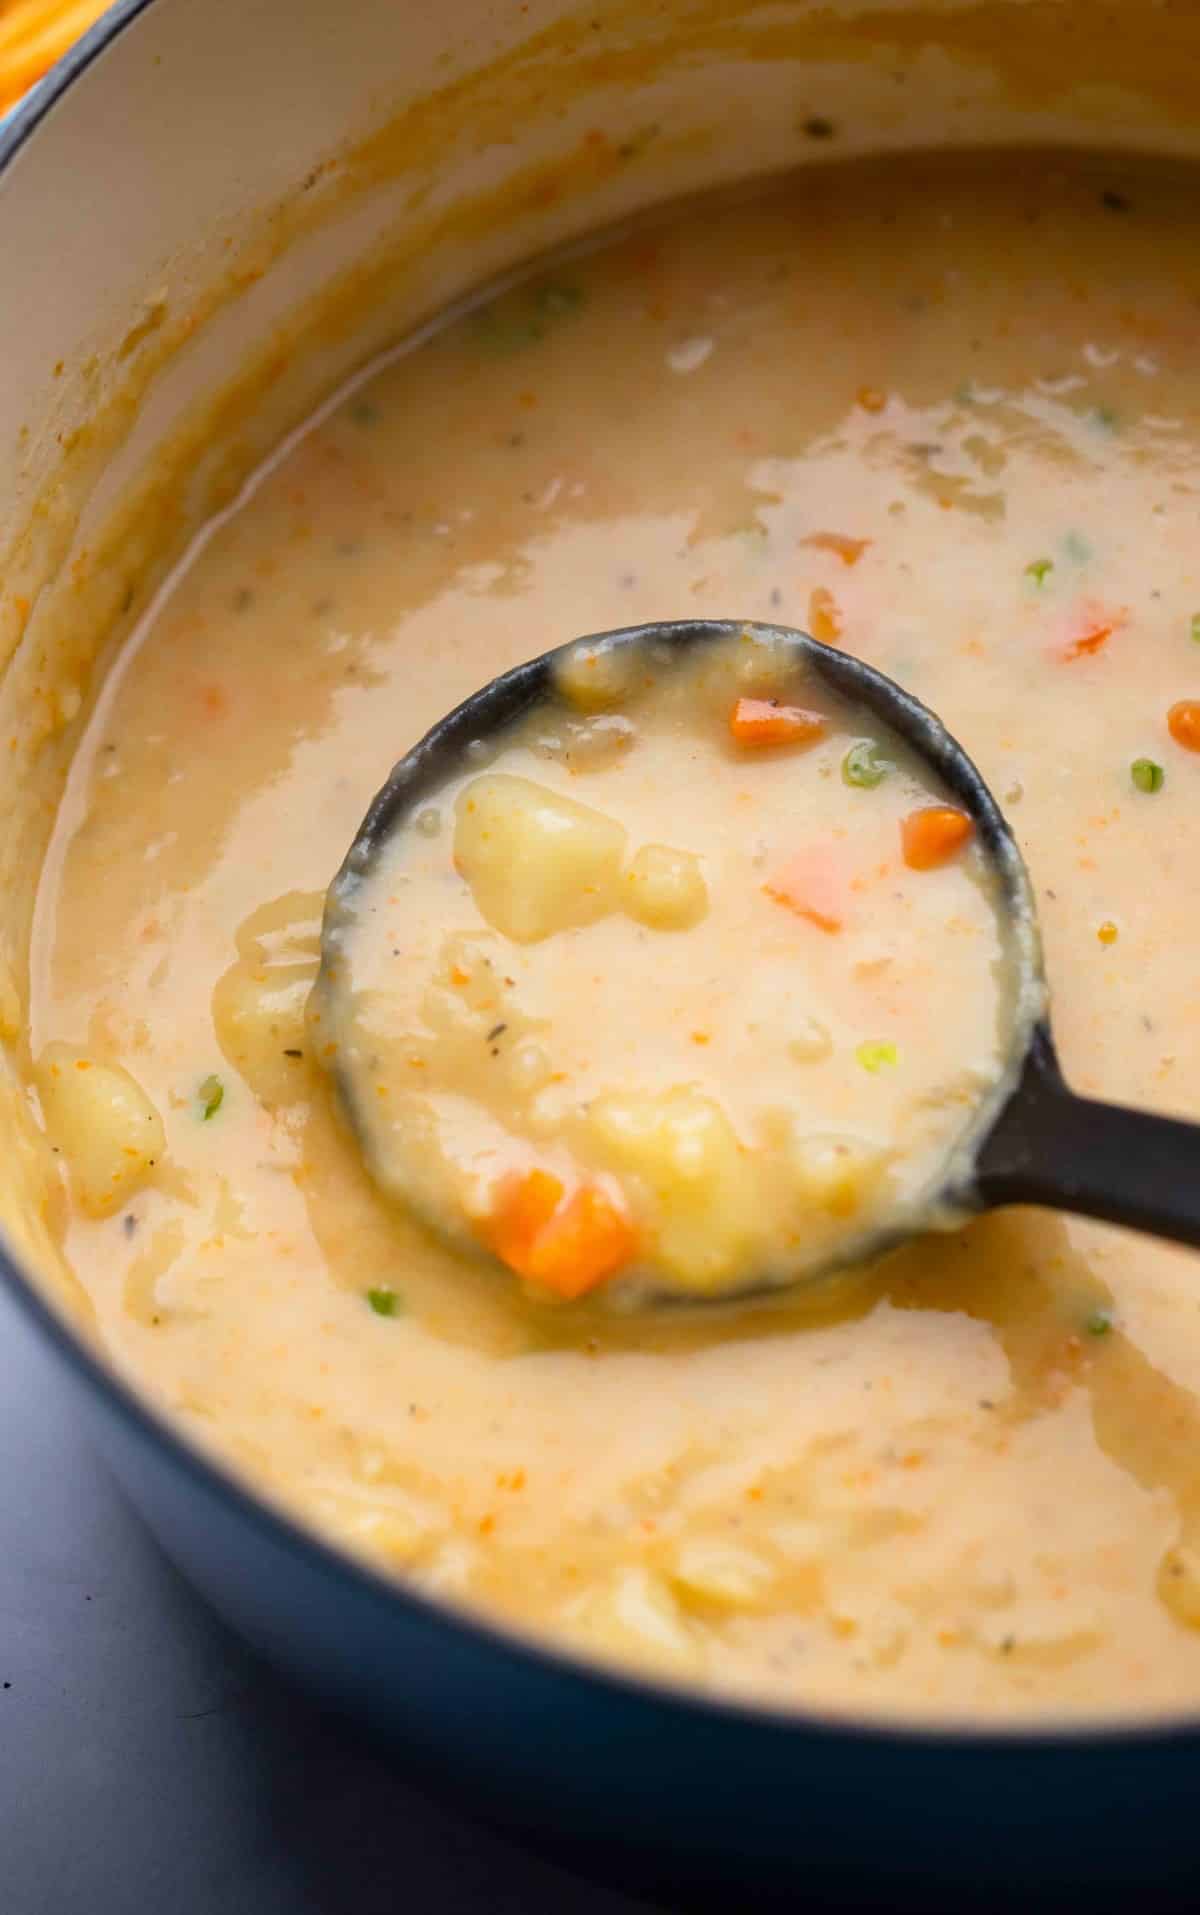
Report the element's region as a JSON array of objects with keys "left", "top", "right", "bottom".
[{"left": 0, "top": 1, "right": 113, "bottom": 115}]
